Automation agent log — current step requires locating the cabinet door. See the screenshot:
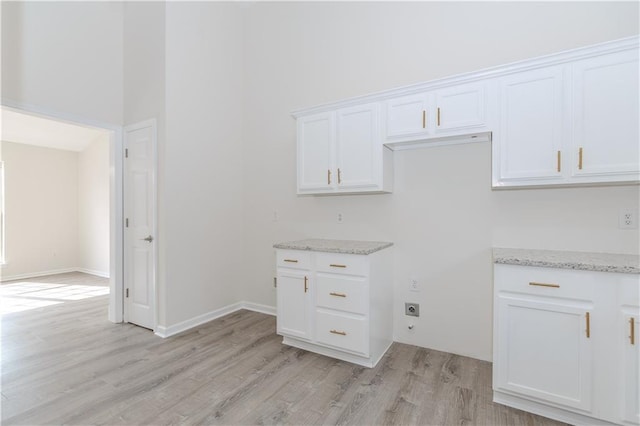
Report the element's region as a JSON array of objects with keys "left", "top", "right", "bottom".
[
  {"left": 336, "top": 103, "right": 381, "bottom": 190},
  {"left": 297, "top": 112, "right": 334, "bottom": 193},
  {"left": 276, "top": 269, "right": 312, "bottom": 340},
  {"left": 619, "top": 280, "right": 640, "bottom": 425},
  {"left": 435, "top": 82, "right": 486, "bottom": 132},
  {"left": 384, "top": 93, "right": 430, "bottom": 139},
  {"left": 571, "top": 50, "right": 639, "bottom": 180},
  {"left": 494, "top": 66, "right": 566, "bottom": 186},
  {"left": 495, "top": 294, "right": 593, "bottom": 412}
]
